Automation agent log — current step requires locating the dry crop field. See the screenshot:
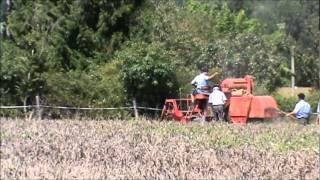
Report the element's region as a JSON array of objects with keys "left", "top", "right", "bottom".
[{"left": 0, "top": 118, "right": 319, "bottom": 179}]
